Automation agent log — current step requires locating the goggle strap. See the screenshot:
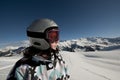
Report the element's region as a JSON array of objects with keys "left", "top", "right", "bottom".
[{"left": 27, "top": 31, "right": 46, "bottom": 38}]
